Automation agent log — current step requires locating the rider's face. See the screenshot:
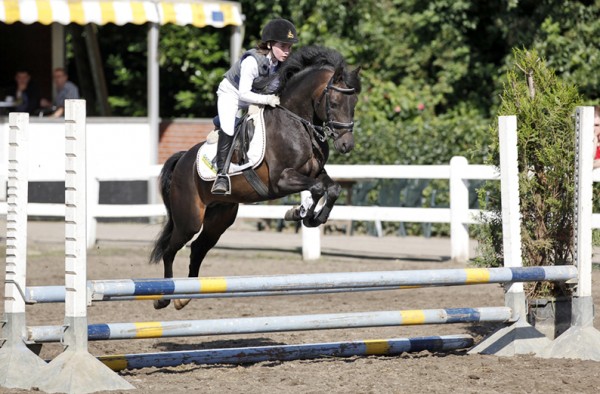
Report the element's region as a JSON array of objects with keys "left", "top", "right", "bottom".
[{"left": 271, "top": 42, "right": 293, "bottom": 62}]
